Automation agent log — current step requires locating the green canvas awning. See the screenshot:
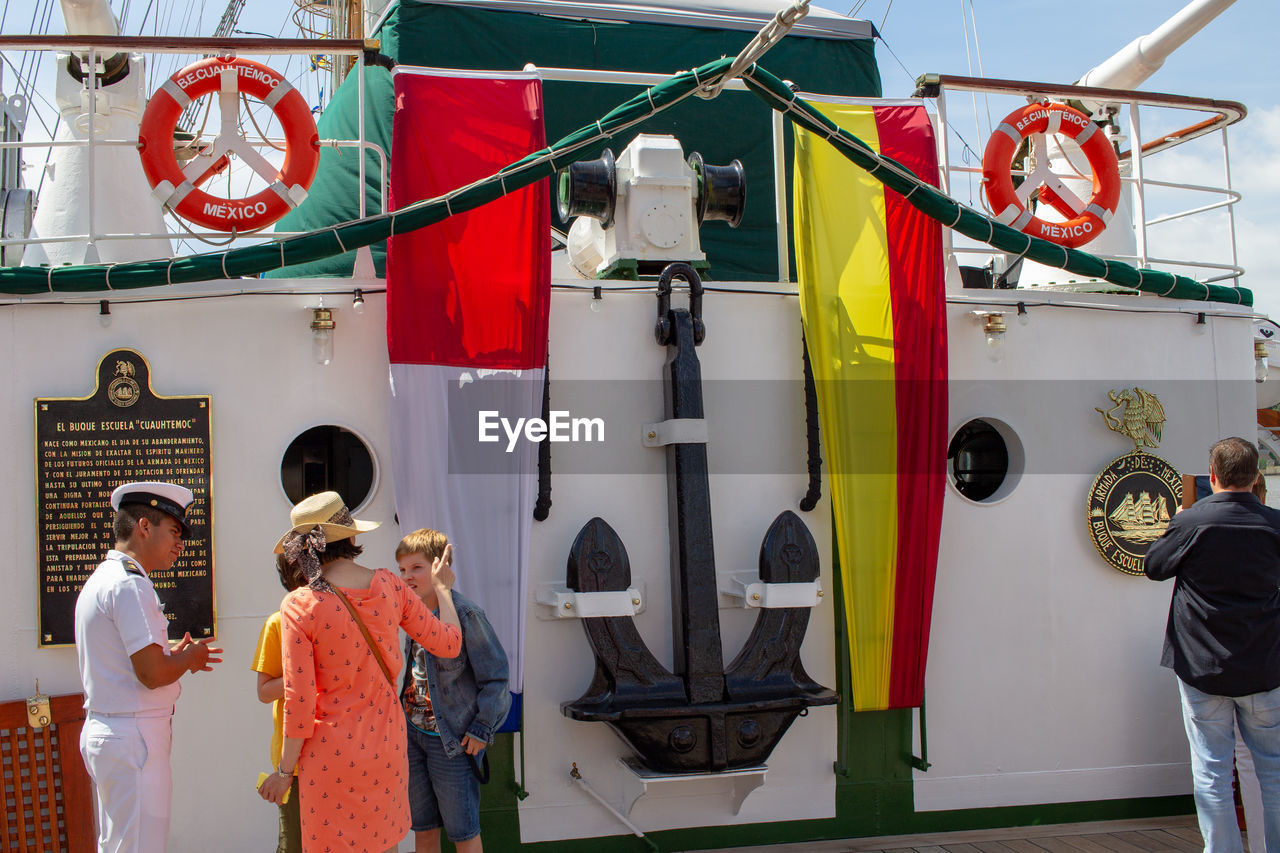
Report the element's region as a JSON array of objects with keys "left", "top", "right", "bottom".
[{"left": 269, "top": 0, "right": 881, "bottom": 280}]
